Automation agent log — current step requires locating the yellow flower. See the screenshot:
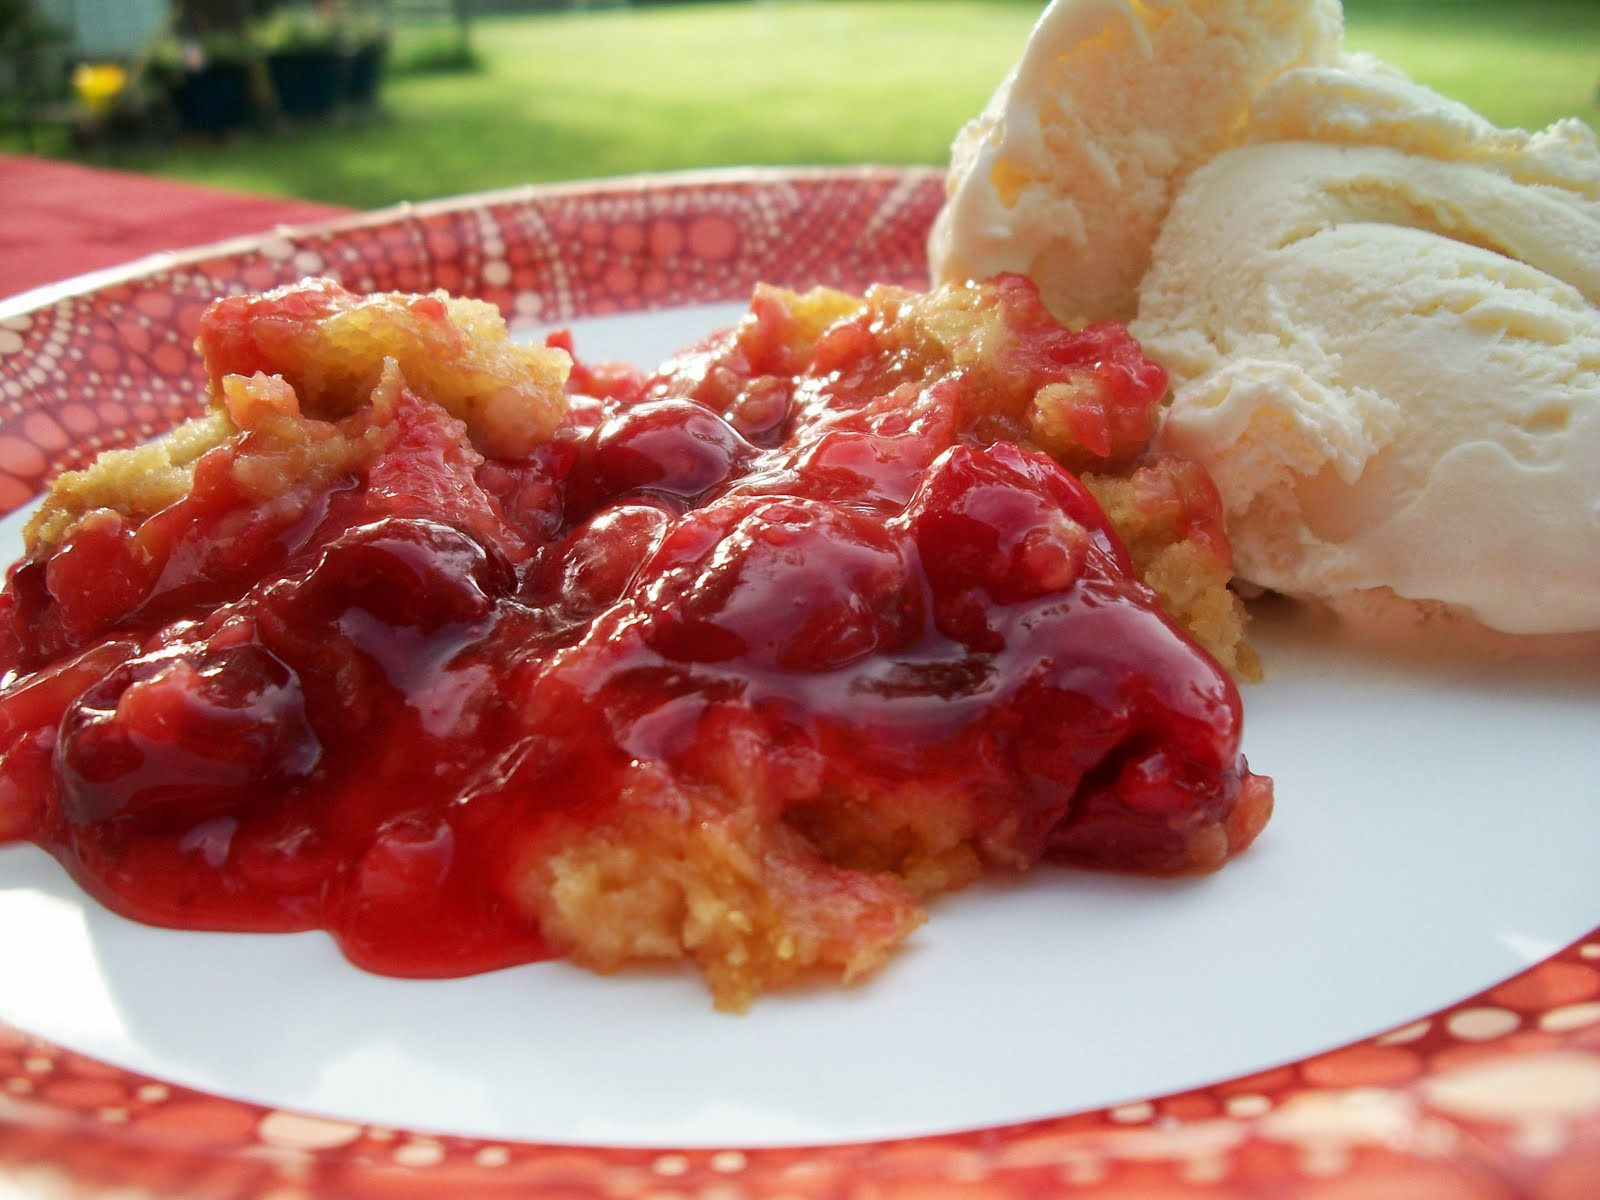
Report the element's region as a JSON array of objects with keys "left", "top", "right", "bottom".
[{"left": 71, "top": 64, "right": 128, "bottom": 114}]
